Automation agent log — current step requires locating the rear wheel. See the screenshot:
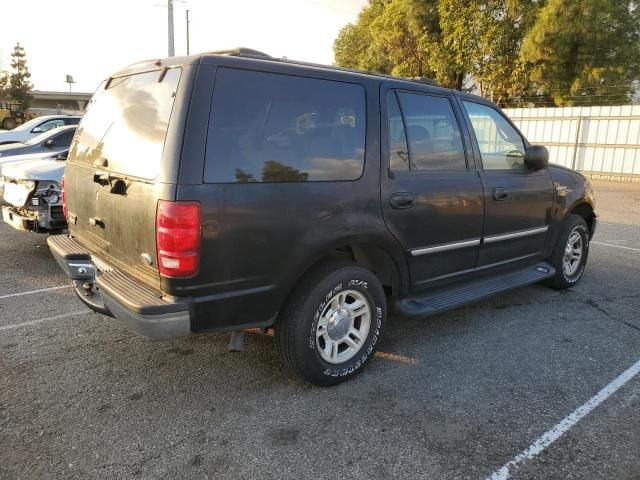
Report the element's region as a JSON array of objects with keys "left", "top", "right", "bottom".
[
  {"left": 275, "top": 262, "right": 386, "bottom": 386},
  {"left": 546, "top": 214, "right": 590, "bottom": 289}
]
